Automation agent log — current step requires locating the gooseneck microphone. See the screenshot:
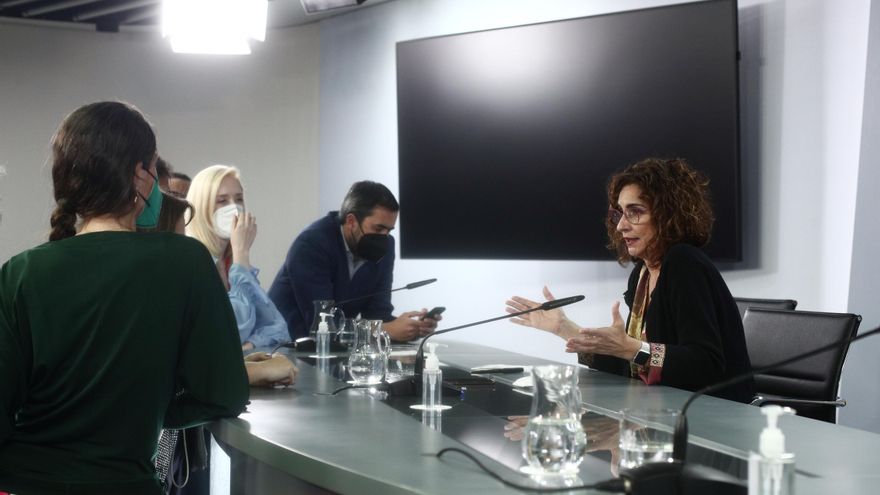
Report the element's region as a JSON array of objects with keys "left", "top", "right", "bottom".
[
  {"left": 411, "top": 295, "right": 586, "bottom": 381},
  {"left": 621, "top": 320, "right": 877, "bottom": 495},
  {"left": 335, "top": 278, "right": 437, "bottom": 305},
  {"left": 272, "top": 278, "right": 438, "bottom": 353}
]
